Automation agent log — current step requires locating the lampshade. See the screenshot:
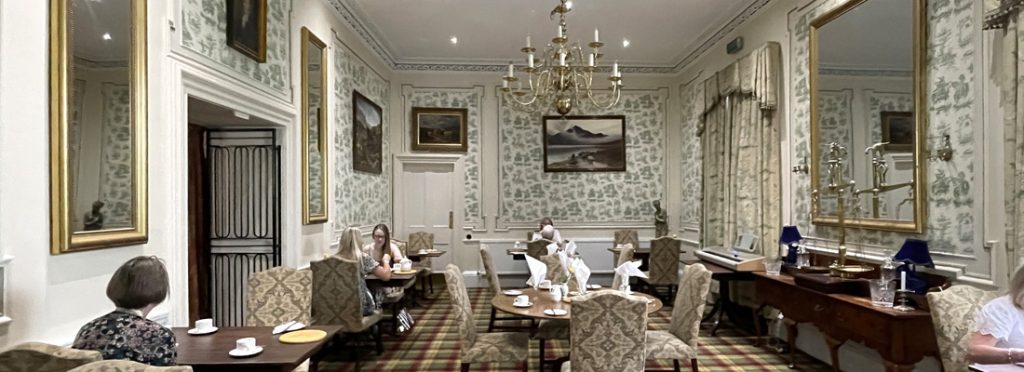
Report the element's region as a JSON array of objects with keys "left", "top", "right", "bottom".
[
  {"left": 893, "top": 238, "right": 934, "bottom": 268},
  {"left": 779, "top": 226, "right": 802, "bottom": 244}
]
